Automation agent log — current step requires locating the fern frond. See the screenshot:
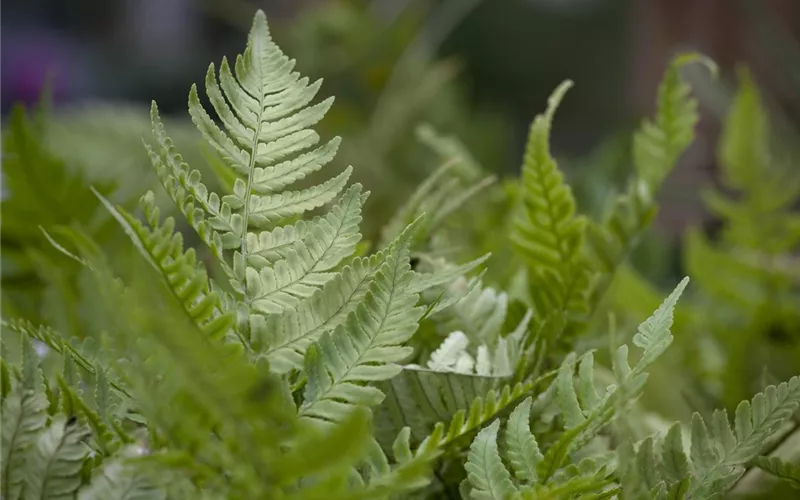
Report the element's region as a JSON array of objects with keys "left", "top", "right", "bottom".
[
  {"left": 79, "top": 459, "right": 165, "bottom": 500},
  {"left": 704, "top": 66, "right": 800, "bottom": 253},
  {"left": 624, "top": 376, "right": 800, "bottom": 499},
  {"left": 94, "top": 190, "right": 236, "bottom": 344},
  {"left": 188, "top": 9, "right": 345, "bottom": 255},
  {"left": 242, "top": 181, "right": 365, "bottom": 314},
  {"left": 753, "top": 456, "right": 800, "bottom": 489},
  {"left": 56, "top": 376, "right": 123, "bottom": 457},
  {"left": 512, "top": 80, "right": 583, "bottom": 268},
  {"left": 632, "top": 53, "right": 716, "bottom": 189},
  {"left": 406, "top": 380, "right": 544, "bottom": 461},
  {"left": 661, "top": 422, "right": 691, "bottom": 484},
  {"left": 2, "top": 384, "right": 48, "bottom": 498},
  {"left": 465, "top": 419, "right": 518, "bottom": 499},
  {"left": 24, "top": 415, "right": 91, "bottom": 499},
  {"left": 246, "top": 183, "right": 366, "bottom": 269},
  {"left": 503, "top": 397, "right": 543, "bottom": 484},
  {"left": 688, "top": 376, "right": 800, "bottom": 497},
  {"left": 511, "top": 80, "right": 590, "bottom": 324},
  {"left": 300, "top": 228, "right": 422, "bottom": 424},
  {"left": 135, "top": 9, "right": 360, "bottom": 351},
  {"left": 718, "top": 67, "right": 768, "bottom": 192},
  {"left": 464, "top": 394, "right": 615, "bottom": 499},
  {"left": 454, "top": 280, "right": 686, "bottom": 498},
  {"left": 255, "top": 225, "right": 411, "bottom": 372},
  {"left": 586, "top": 53, "right": 711, "bottom": 307},
  {"left": 147, "top": 103, "right": 233, "bottom": 256},
  {"left": 2, "top": 319, "right": 99, "bottom": 383},
  {"left": 375, "top": 364, "right": 507, "bottom": 447},
  {"left": 539, "top": 278, "right": 688, "bottom": 480}
]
